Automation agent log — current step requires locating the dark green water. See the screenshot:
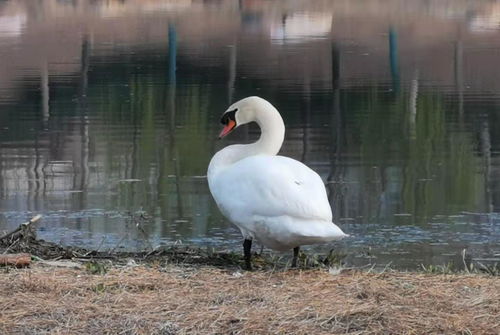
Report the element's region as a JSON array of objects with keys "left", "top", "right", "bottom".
[{"left": 0, "top": 0, "right": 499, "bottom": 269}]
